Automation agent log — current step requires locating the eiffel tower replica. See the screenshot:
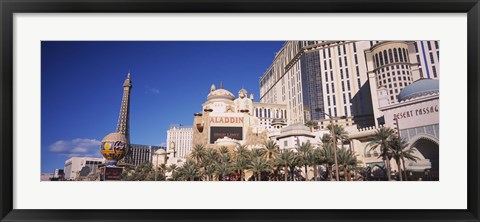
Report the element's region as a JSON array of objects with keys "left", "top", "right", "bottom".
[{"left": 116, "top": 72, "right": 133, "bottom": 166}]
